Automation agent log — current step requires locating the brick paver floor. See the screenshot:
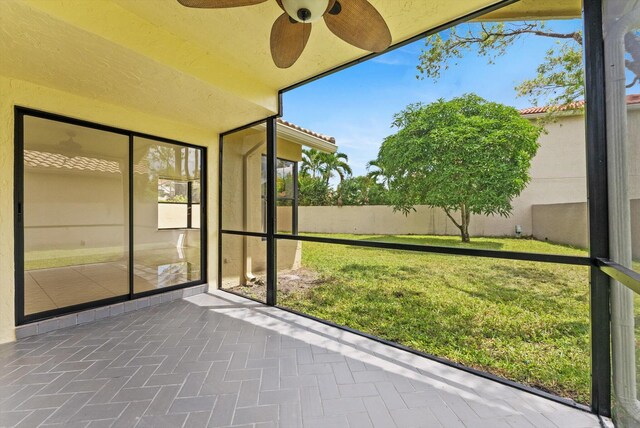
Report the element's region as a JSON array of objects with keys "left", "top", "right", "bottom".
[{"left": 0, "top": 290, "right": 603, "bottom": 427}]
